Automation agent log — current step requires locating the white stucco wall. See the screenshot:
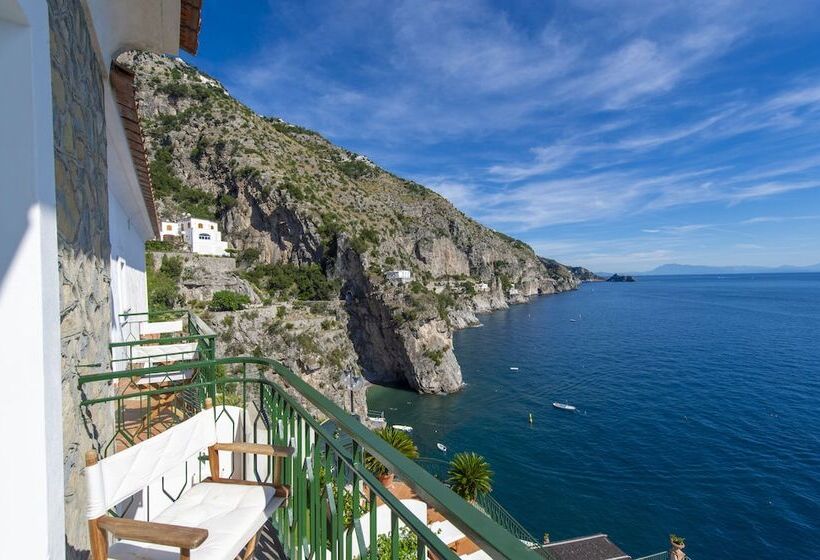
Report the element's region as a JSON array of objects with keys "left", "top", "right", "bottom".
[
  {"left": 105, "top": 82, "right": 151, "bottom": 350},
  {"left": 0, "top": 1, "right": 64, "bottom": 558}
]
